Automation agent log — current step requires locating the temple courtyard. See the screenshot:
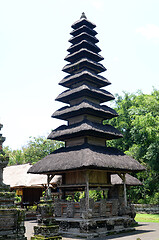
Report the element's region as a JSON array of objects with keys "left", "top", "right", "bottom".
[{"left": 25, "top": 220, "right": 159, "bottom": 240}]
